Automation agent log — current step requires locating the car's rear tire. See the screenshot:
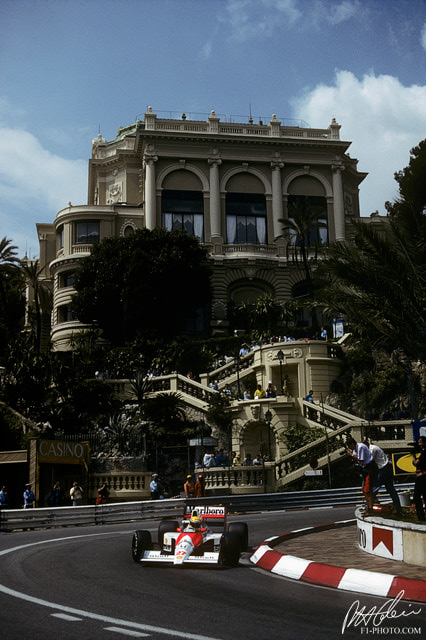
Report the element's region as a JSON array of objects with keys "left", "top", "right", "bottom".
[
  {"left": 228, "top": 522, "right": 249, "bottom": 552},
  {"left": 132, "top": 530, "right": 152, "bottom": 562},
  {"left": 158, "top": 520, "right": 179, "bottom": 550},
  {"left": 219, "top": 532, "right": 240, "bottom": 567}
]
